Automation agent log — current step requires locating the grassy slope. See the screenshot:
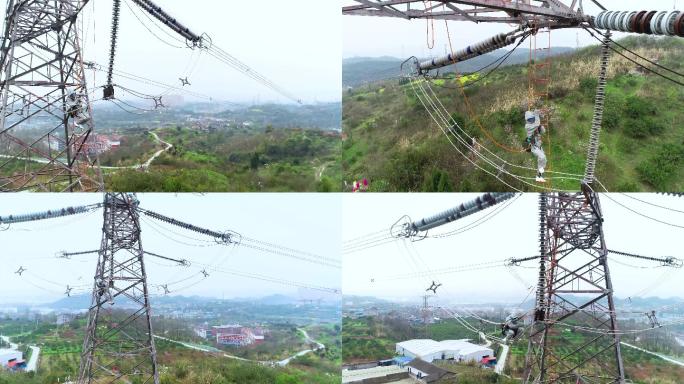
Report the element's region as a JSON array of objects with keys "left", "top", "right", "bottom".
[
  {"left": 0, "top": 318, "right": 340, "bottom": 384},
  {"left": 343, "top": 316, "right": 684, "bottom": 382},
  {"left": 104, "top": 126, "right": 342, "bottom": 192},
  {"left": 342, "top": 36, "right": 684, "bottom": 192}
]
